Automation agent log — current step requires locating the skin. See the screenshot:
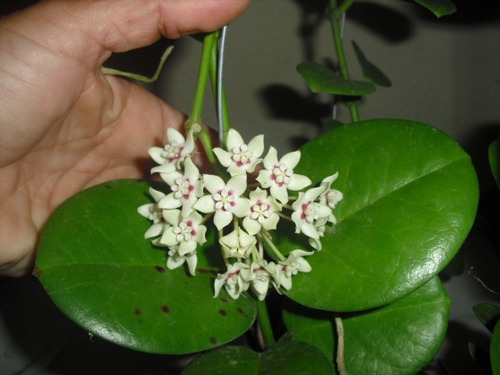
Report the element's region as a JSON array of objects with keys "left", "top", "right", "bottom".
[{"left": 0, "top": 0, "right": 249, "bottom": 277}]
